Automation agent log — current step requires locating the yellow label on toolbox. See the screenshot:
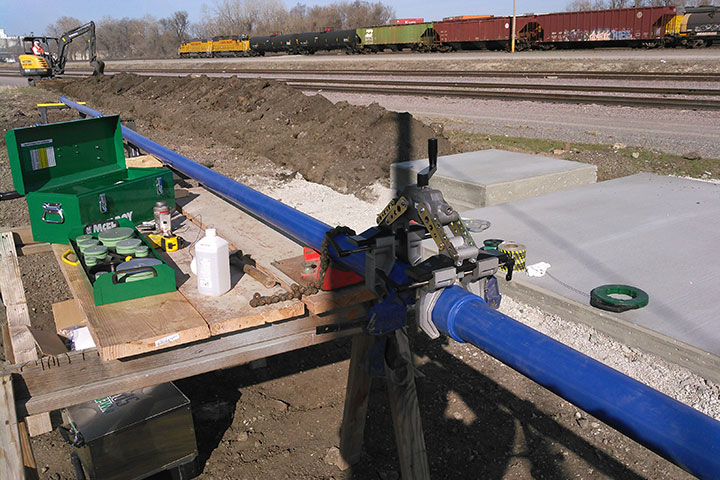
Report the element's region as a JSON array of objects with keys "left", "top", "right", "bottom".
[{"left": 21, "top": 138, "right": 56, "bottom": 170}]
